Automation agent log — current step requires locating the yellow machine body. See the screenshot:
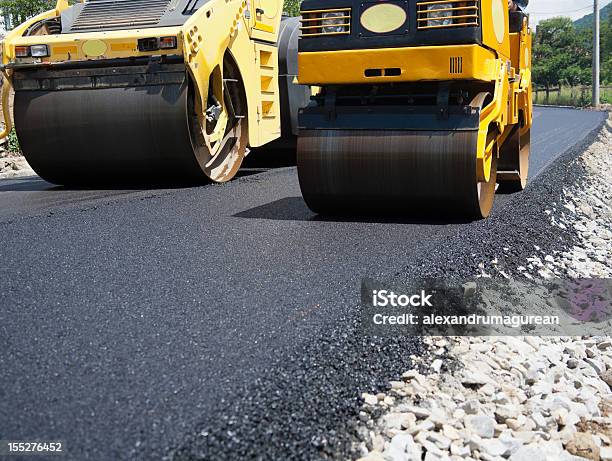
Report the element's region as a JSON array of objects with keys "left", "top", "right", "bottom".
[
  {"left": 296, "top": 0, "right": 533, "bottom": 218},
  {"left": 0, "top": 0, "right": 307, "bottom": 184}
]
